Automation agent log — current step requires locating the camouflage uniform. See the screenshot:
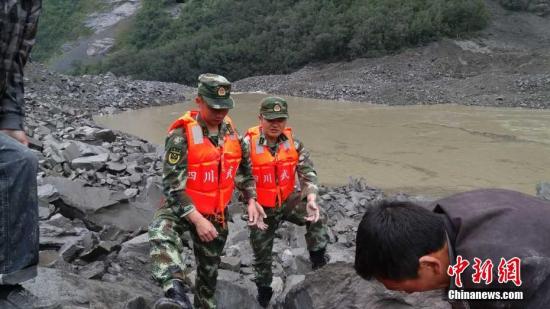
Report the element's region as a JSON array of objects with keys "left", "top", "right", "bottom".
[
  {"left": 246, "top": 97, "right": 330, "bottom": 289},
  {"left": 149, "top": 74, "right": 256, "bottom": 309}
]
